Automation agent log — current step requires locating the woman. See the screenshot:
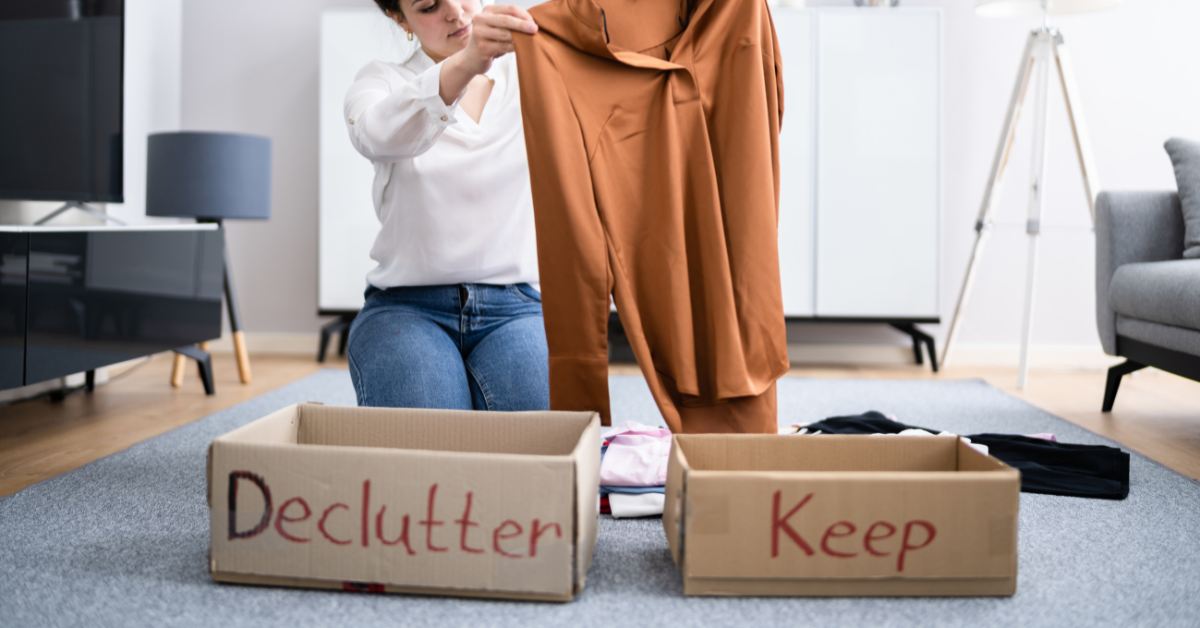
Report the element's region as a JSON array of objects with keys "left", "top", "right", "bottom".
[{"left": 344, "top": 0, "right": 544, "bottom": 411}]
